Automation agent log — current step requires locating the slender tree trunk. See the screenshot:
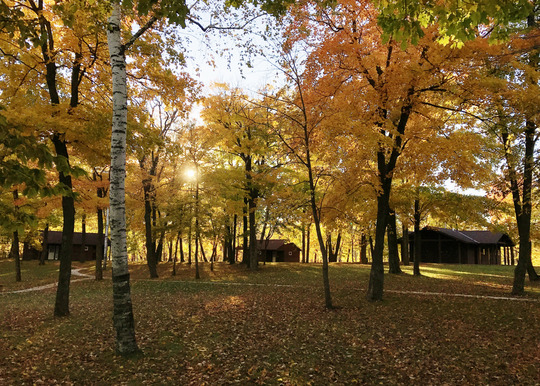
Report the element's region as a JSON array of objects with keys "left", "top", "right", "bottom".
[
  {"left": 360, "top": 233, "right": 368, "bottom": 264},
  {"left": 194, "top": 179, "right": 200, "bottom": 280},
  {"left": 103, "top": 208, "right": 109, "bottom": 270},
  {"left": 53, "top": 134, "right": 75, "bottom": 317},
  {"left": 401, "top": 224, "right": 410, "bottom": 266},
  {"left": 31, "top": 1, "right": 76, "bottom": 316},
  {"left": 387, "top": 208, "right": 401, "bottom": 274},
  {"left": 301, "top": 222, "right": 306, "bottom": 263},
  {"left": 107, "top": 4, "right": 139, "bottom": 355},
  {"left": 200, "top": 239, "right": 208, "bottom": 263},
  {"left": 12, "top": 191, "right": 21, "bottom": 282},
  {"left": 306, "top": 222, "right": 310, "bottom": 263},
  {"left": 367, "top": 182, "right": 390, "bottom": 301},
  {"left": 12, "top": 230, "right": 21, "bottom": 282},
  {"left": 143, "top": 181, "right": 158, "bottom": 278},
  {"left": 413, "top": 198, "right": 421, "bottom": 276},
  {"left": 179, "top": 236, "right": 185, "bottom": 263},
  {"left": 40, "top": 224, "right": 49, "bottom": 265},
  {"left": 232, "top": 214, "right": 237, "bottom": 263},
  {"left": 306, "top": 145, "right": 332, "bottom": 308},
  {"left": 242, "top": 200, "right": 249, "bottom": 266},
  {"left": 96, "top": 207, "right": 104, "bottom": 281},
  {"left": 249, "top": 202, "right": 257, "bottom": 271},
  {"left": 78, "top": 214, "right": 85, "bottom": 262},
  {"left": 188, "top": 221, "right": 192, "bottom": 265},
  {"left": 156, "top": 230, "right": 165, "bottom": 262}
]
